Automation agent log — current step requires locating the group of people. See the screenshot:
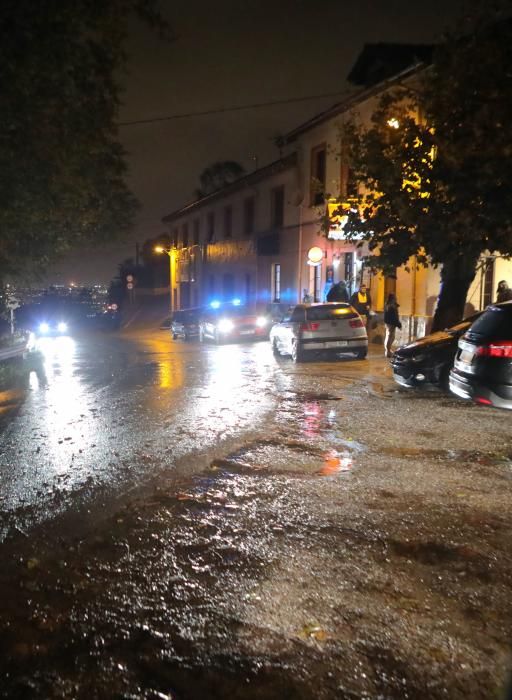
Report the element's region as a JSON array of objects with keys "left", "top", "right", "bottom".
[{"left": 326, "top": 280, "right": 372, "bottom": 318}]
